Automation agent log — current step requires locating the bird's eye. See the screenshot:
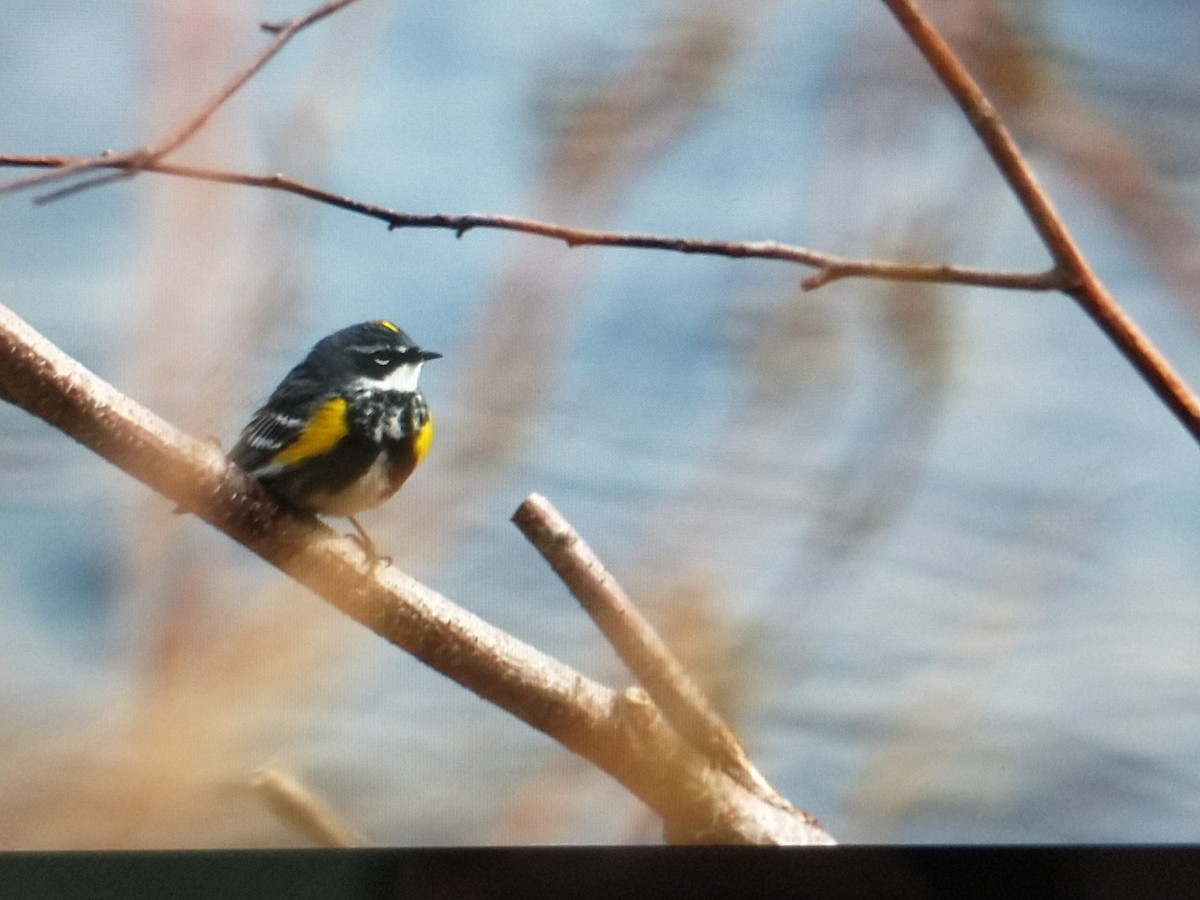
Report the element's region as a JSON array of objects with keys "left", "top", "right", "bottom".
[{"left": 372, "top": 355, "right": 391, "bottom": 367}]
